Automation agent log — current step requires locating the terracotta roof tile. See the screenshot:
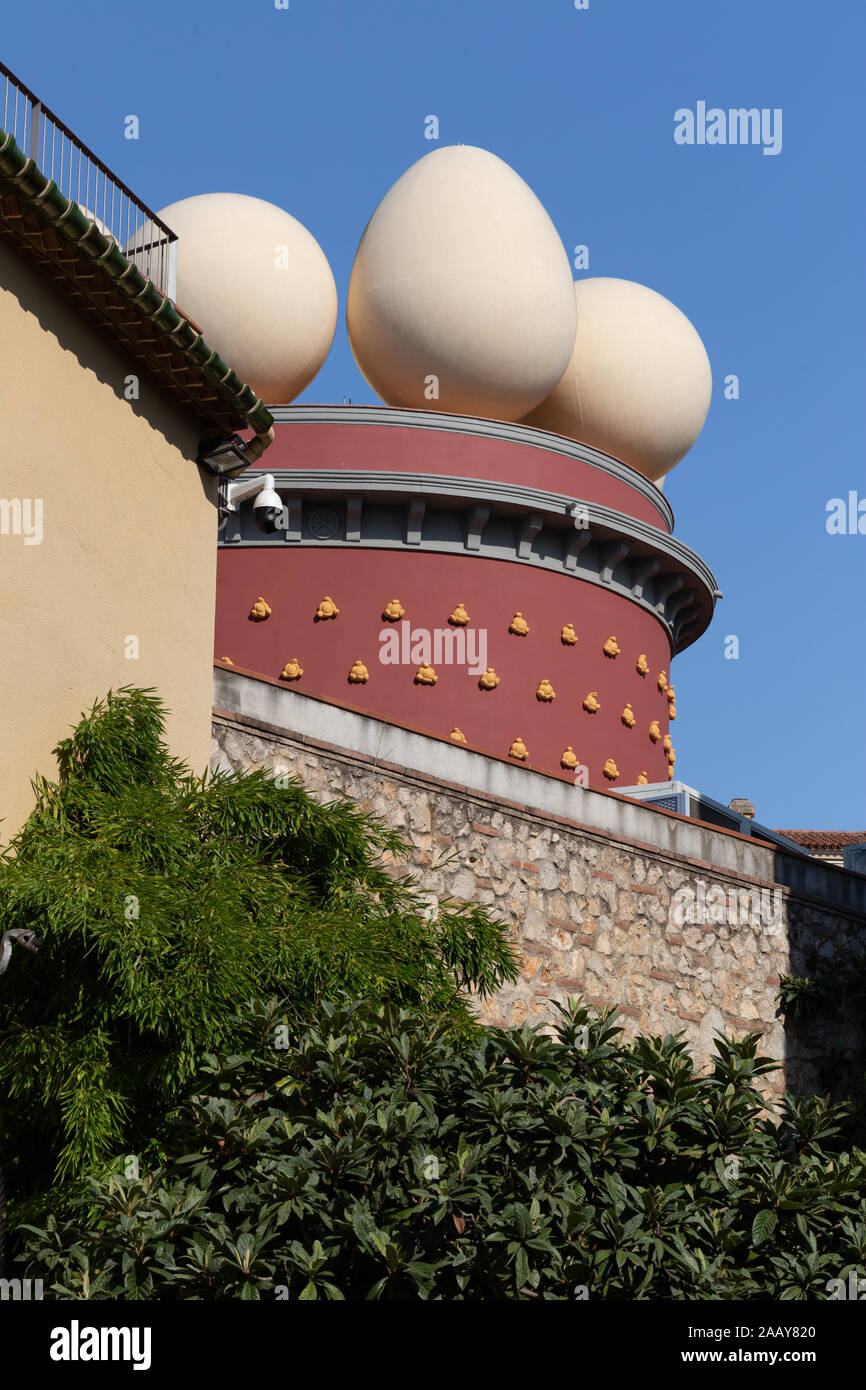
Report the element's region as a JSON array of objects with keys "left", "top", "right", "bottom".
[{"left": 775, "top": 830, "right": 866, "bottom": 849}]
